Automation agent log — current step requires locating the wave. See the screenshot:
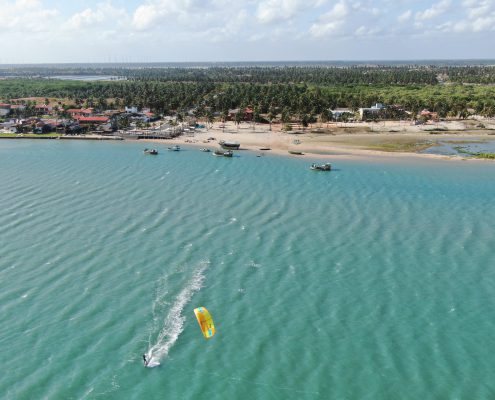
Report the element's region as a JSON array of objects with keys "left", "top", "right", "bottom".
[{"left": 145, "top": 260, "right": 210, "bottom": 365}]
